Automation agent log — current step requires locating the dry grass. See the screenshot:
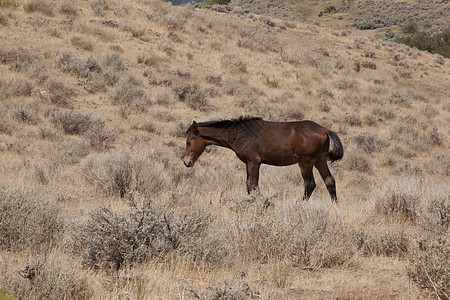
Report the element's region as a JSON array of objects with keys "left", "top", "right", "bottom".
[{"left": 0, "top": 0, "right": 448, "bottom": 299}]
